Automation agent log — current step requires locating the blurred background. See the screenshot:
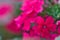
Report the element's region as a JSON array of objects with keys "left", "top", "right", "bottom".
[{"left": 0, "top": 0, "right": 22, "bottom": 40}]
